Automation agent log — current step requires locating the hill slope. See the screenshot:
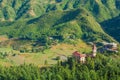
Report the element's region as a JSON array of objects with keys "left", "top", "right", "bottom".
[
  {"left": 4, "top": 8, "right": 116, "bottom": 43},
  {"left": 101, "top": 15, "right": 120, "bottom": 42},
  {"left": 0, "top": 0, "right": 119, "bottom": 43},
  {"left": 0, "top": 0, "right": 120, "bottom": 22}
]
